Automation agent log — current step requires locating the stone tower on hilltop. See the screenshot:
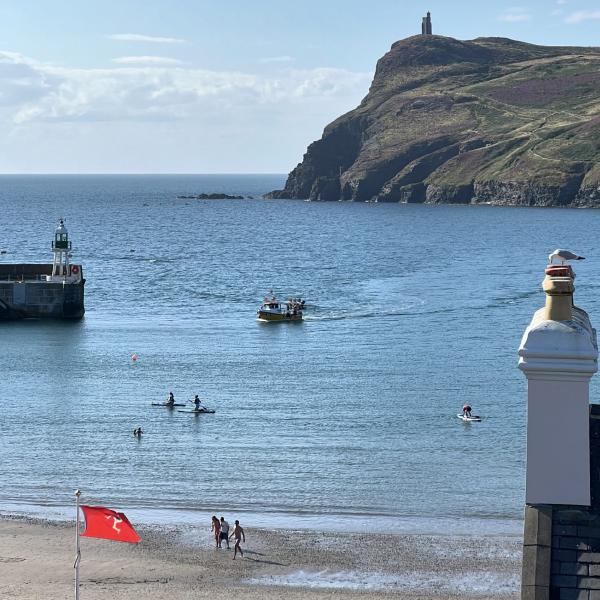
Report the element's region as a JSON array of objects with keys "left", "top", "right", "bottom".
[{"left": 421, "top": 11, "right": 432, "bottom": 35}]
